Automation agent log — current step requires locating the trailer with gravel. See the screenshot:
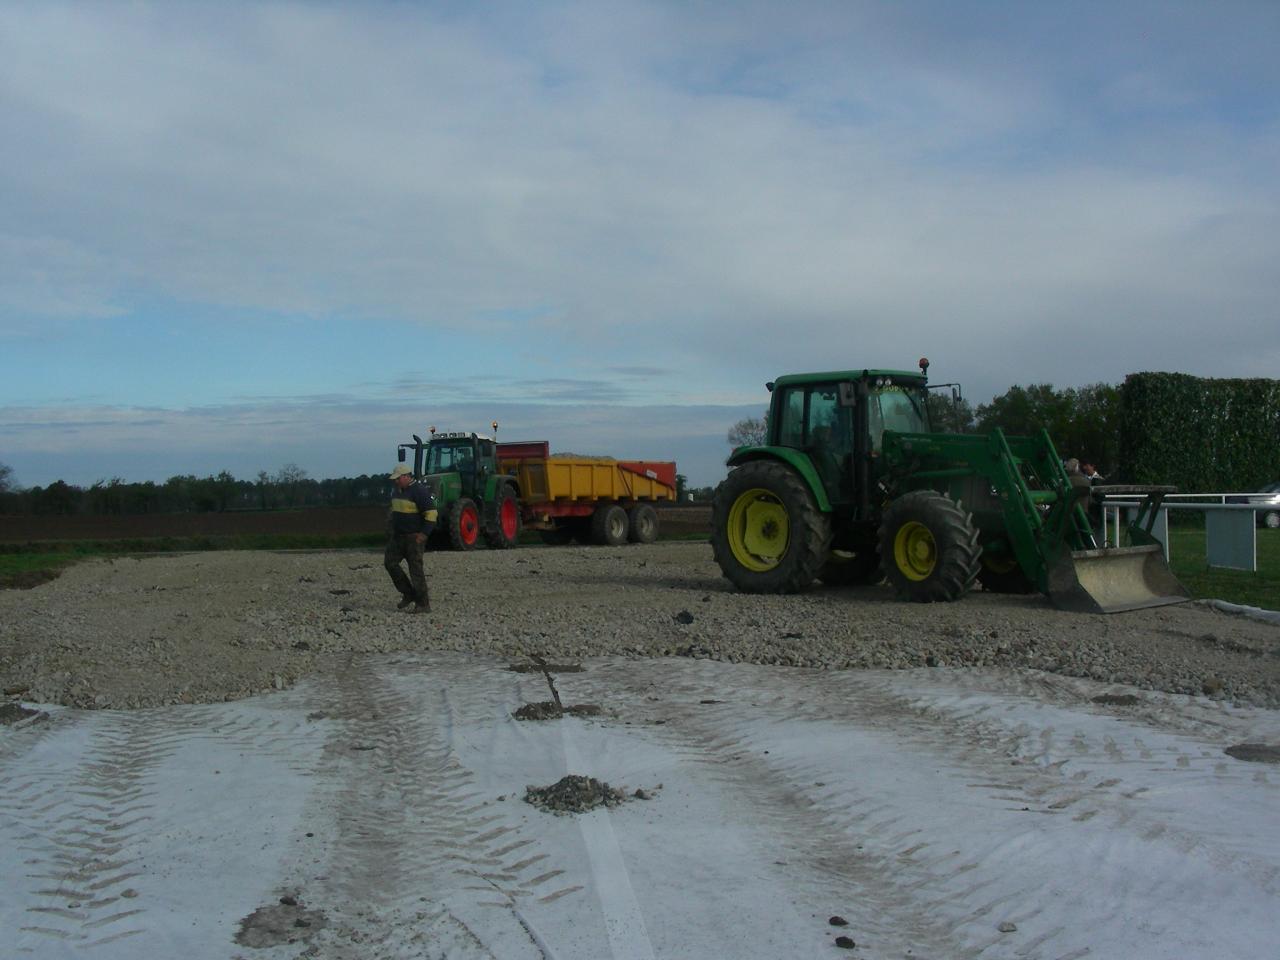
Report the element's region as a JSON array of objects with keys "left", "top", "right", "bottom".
[{"left": 396, "top": 429, "right": 677, "bottom": 550}]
